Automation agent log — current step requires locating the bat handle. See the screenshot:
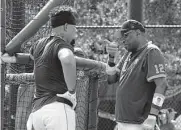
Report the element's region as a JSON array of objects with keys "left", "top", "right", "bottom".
[{"left": 155, "top": 124, "right": 160, "bottom": 130}]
